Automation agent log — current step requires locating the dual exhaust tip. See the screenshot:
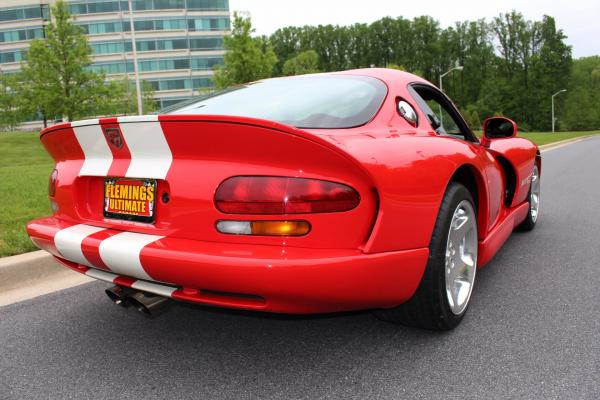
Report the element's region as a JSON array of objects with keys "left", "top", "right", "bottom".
[{"left": 105, "top": 285, "right": 170, "bottom": 316}]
